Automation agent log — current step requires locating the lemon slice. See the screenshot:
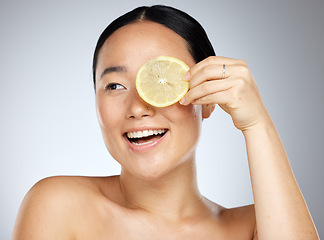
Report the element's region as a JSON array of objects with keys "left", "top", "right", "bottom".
[{"left": 136, "top": 56, "right": 190, "bottom": 107}]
